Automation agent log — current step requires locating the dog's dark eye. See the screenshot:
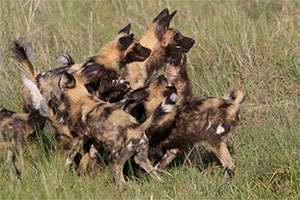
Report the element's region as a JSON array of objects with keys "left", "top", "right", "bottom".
[
  {"left": 133, "top": 43, "right": 140, "bottom": 51},
  {"left": 174, "top": 32, "right": 180, "bottom": 39}
]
